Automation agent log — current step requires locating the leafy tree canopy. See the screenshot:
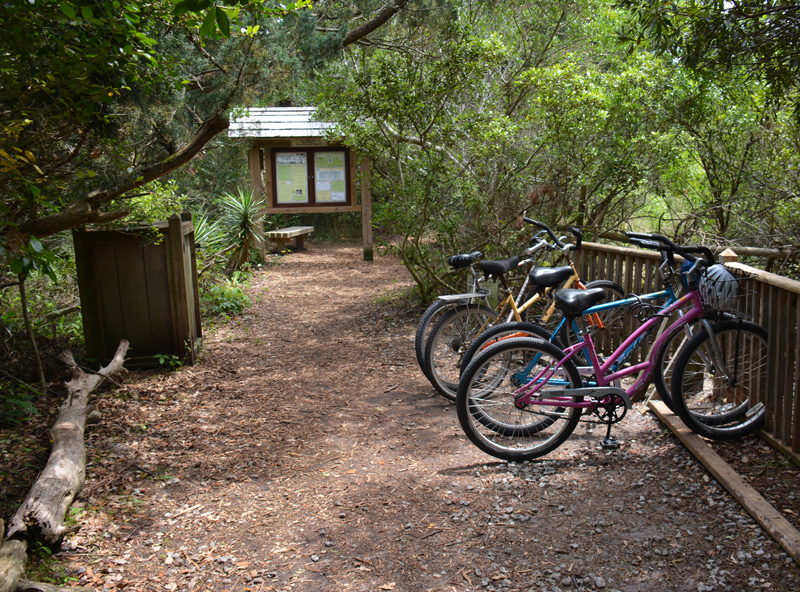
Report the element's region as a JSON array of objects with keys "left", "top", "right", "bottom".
[{"left": 619, "top": 1, "right": 800, "bottom": 103}]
